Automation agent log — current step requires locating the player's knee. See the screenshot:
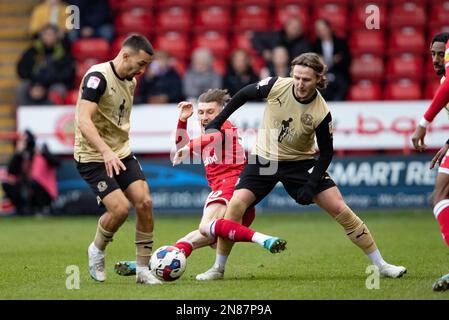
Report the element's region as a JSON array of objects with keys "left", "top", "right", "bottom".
[
  {"left": 135, "top": 197, "right": 153, "bottom": 213},
  {"left": 199, "top": 221, "right": 212, "bottom": 237},
  {"left": 109, "top": 200, "right": 129, "bottom": 222}
]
